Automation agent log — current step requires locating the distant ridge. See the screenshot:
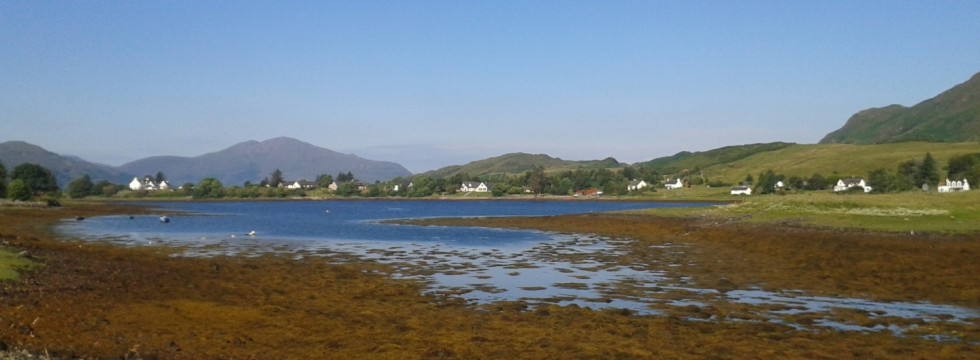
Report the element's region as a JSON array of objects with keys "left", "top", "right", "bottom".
[
  {"left": 635, "top": 142, "right": 796, "bottom": 174},
  {"left": 419, "top": 152, "right": 621, "bottom": 178},
  {"left": 119, "top": 137, "right": 412, "bottom": 185},
  {"left": 820, "top": 72, "right": 980, "bottom": 144},
  {"left": 0, "top": 141, "right": 134, "bottom": 186}
]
